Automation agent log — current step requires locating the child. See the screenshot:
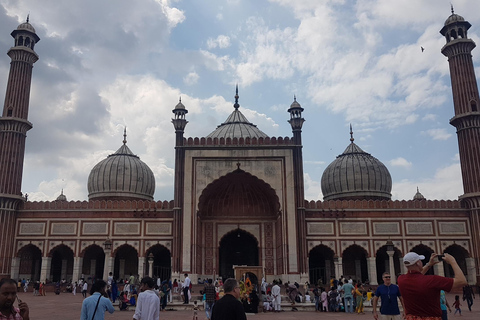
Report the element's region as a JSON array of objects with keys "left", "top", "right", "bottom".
[{"left": 453, "top": 295, "right": 462, "bottom": 316}]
